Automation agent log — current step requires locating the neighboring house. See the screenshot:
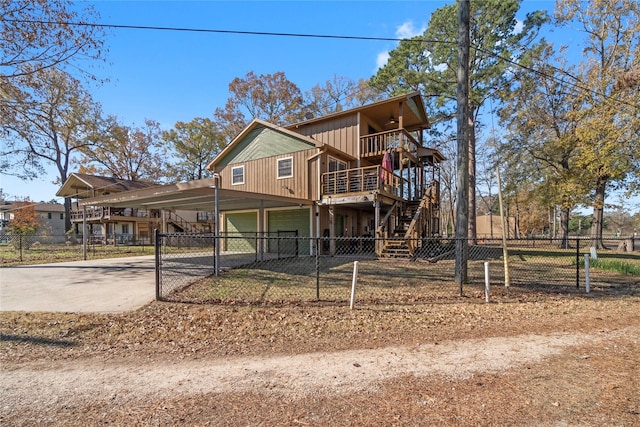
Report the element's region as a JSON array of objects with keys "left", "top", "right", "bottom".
[
  {"left": 0, "top": 201, "right": 66, "bottom": 243},
  {"left": 74, "top": 92, "right": 445, "bottom": 257},
  {"left": 56, "top": 173, "right": 214, "bottom": 244},
  {"left": 207, "top": 91, "right": 445, "bottom": 257}
]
